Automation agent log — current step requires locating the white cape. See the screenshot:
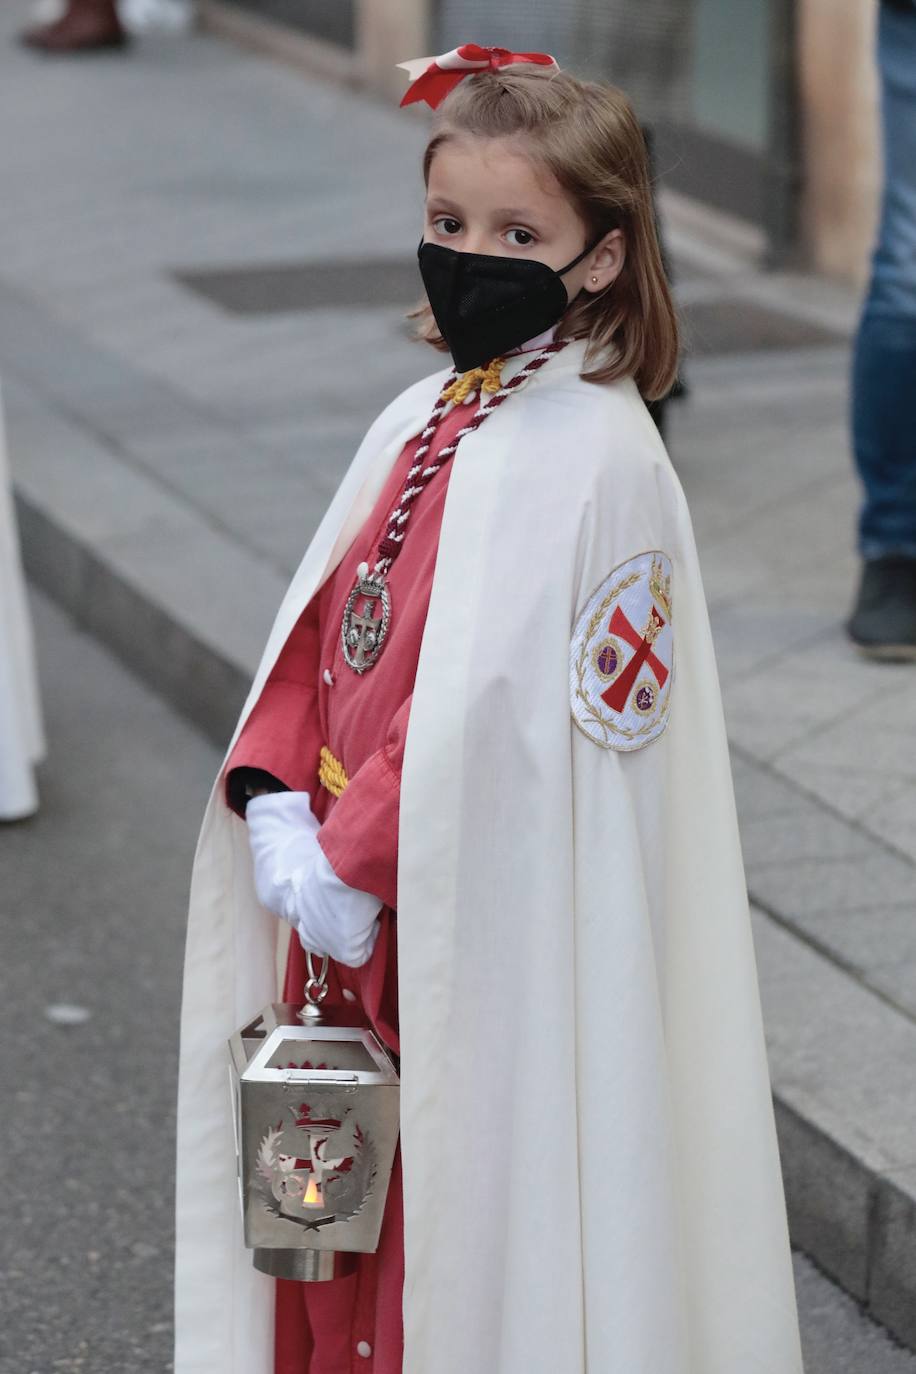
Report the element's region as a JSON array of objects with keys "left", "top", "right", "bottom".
[
  {"left": 0, "top": 380, "right": 43, "bottom": 820},
  {"left": 175, "top": 340, "right": 802, "bottom": 1374}
]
